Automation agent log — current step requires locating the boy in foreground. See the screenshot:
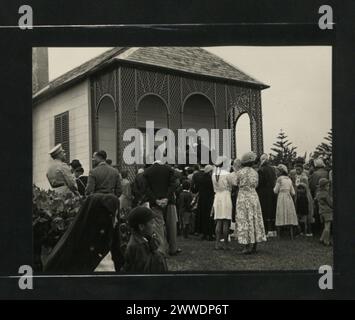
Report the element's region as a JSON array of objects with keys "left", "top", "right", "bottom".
[{"left": 123, "top": 207, "right": 168, "bottom": 272}]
